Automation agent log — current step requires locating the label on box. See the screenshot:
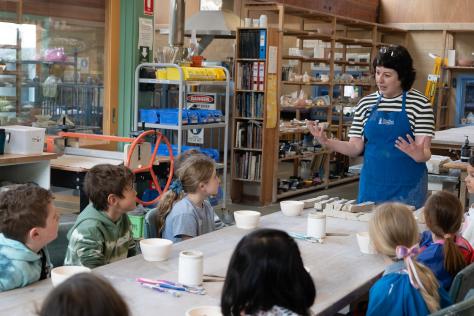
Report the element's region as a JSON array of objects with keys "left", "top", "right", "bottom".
[{"left": 186, "top": 93, "right": 216, "bottom": 110}]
